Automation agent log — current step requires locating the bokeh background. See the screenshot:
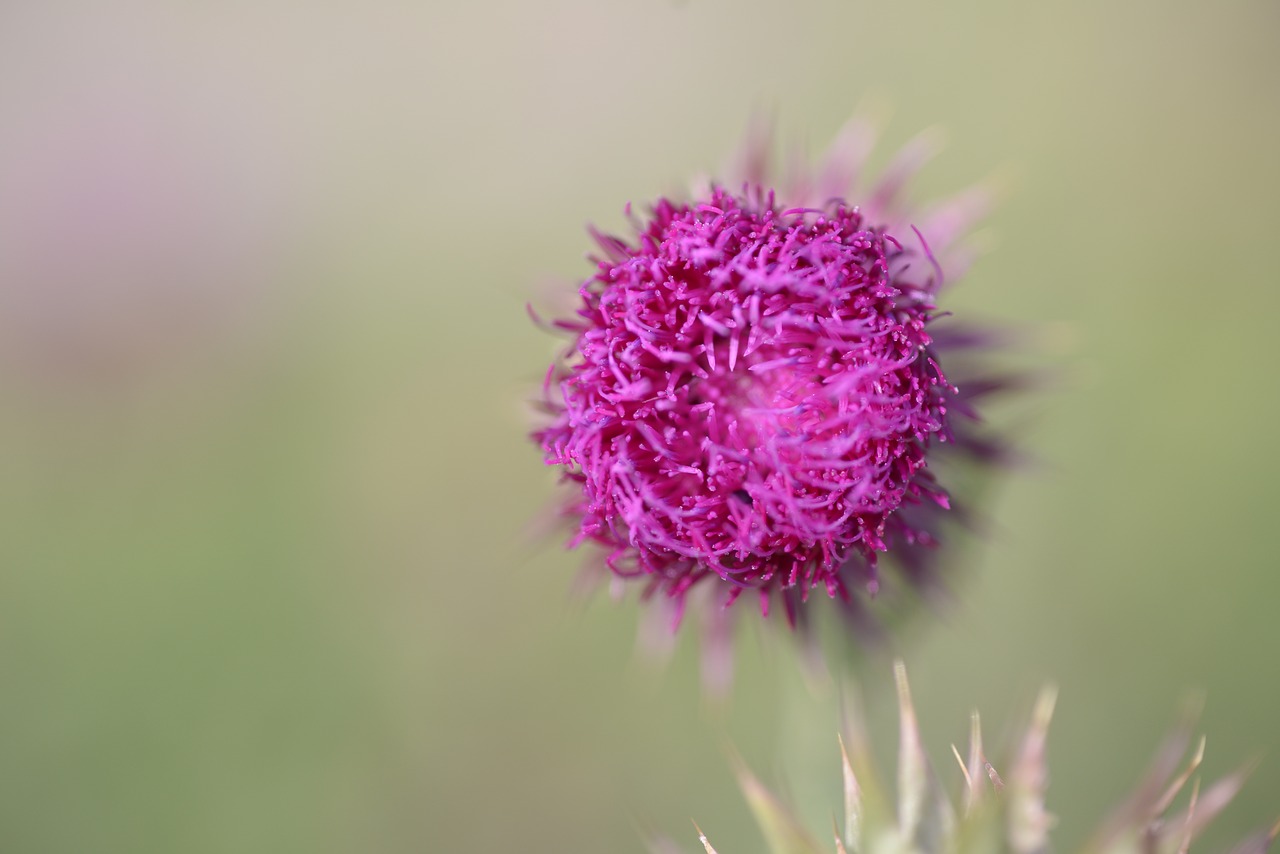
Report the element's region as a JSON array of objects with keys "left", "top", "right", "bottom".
[{"left": 1, "top": 1, "right": 1277, "bottom": 851}]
